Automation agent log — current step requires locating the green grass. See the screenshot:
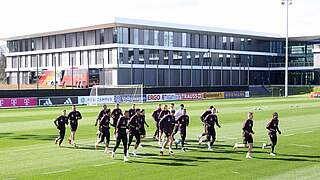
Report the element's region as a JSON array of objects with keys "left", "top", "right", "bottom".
[{"left": 0, "top": 96, "right": 319, "bottom": 179}]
